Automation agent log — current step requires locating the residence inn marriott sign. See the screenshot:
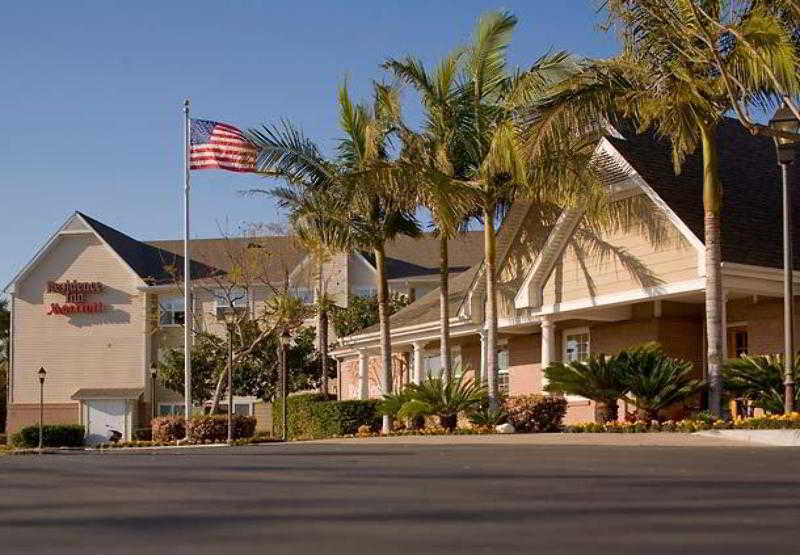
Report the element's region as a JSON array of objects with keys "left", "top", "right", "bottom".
[{"left": 46, "top": 280, "right": 106, "bottom": 315}]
